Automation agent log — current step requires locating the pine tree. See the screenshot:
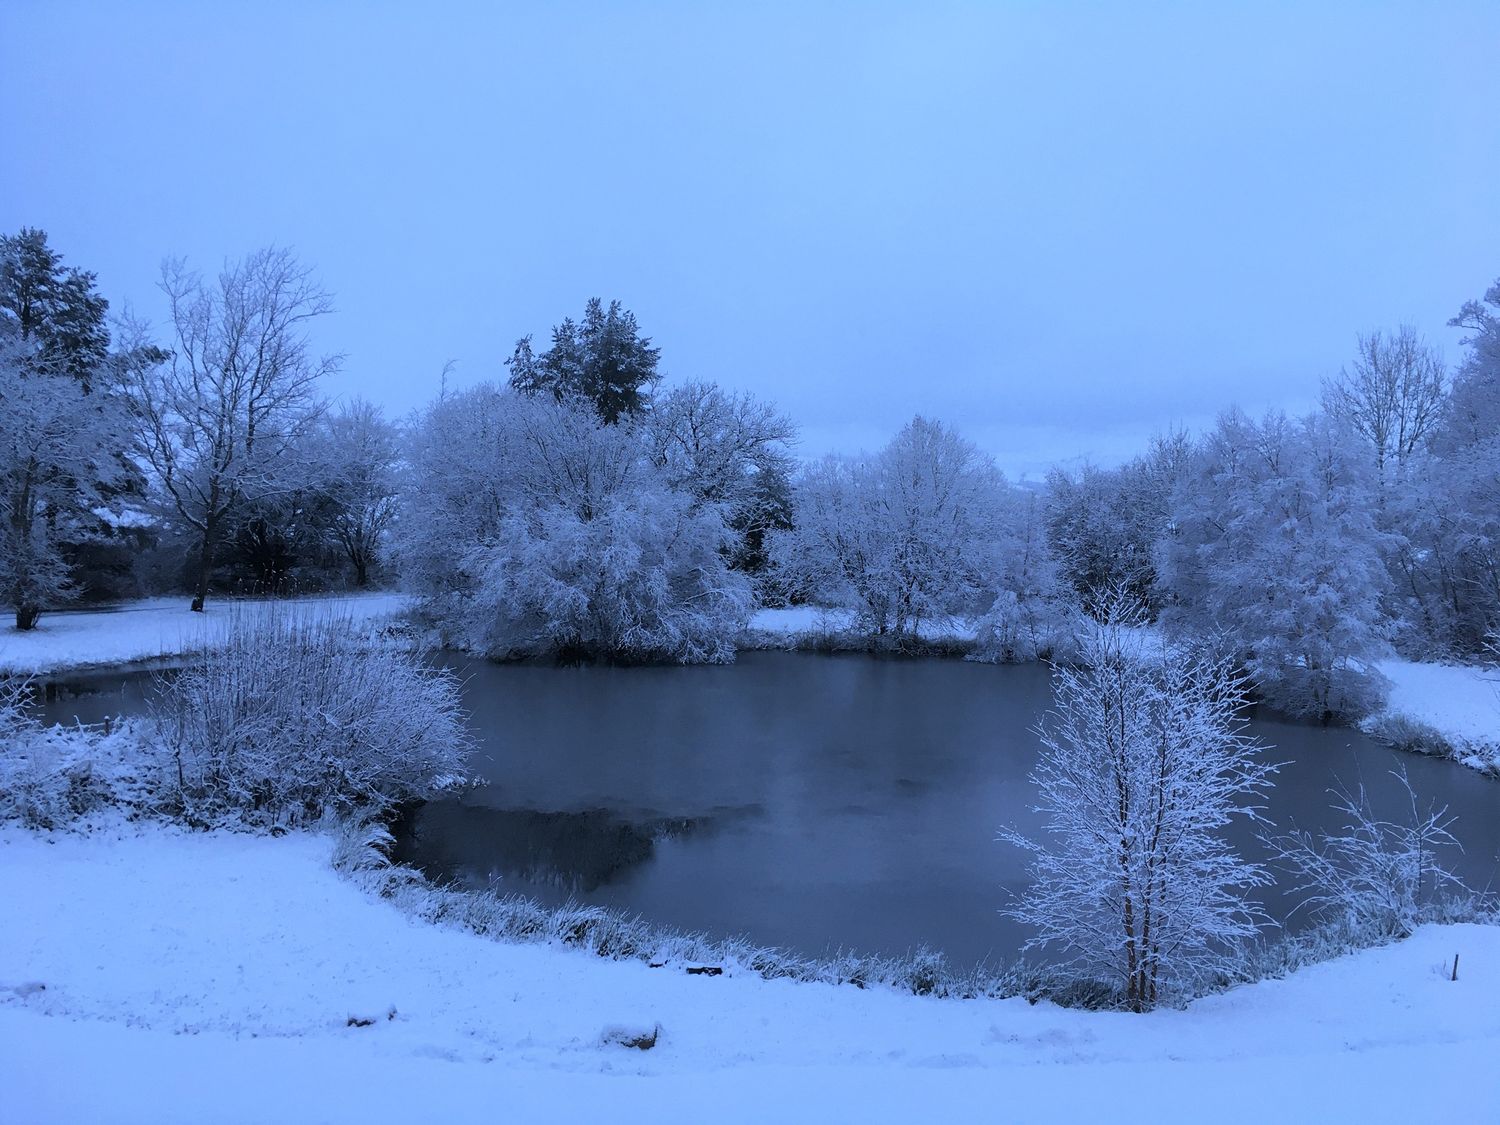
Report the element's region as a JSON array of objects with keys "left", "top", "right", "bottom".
[
  {"left": 0, "top": 228, "right": 111, "bottom": 392},
  {"left": 506, "top": 298, "right": 660, "bottom": 423}
]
